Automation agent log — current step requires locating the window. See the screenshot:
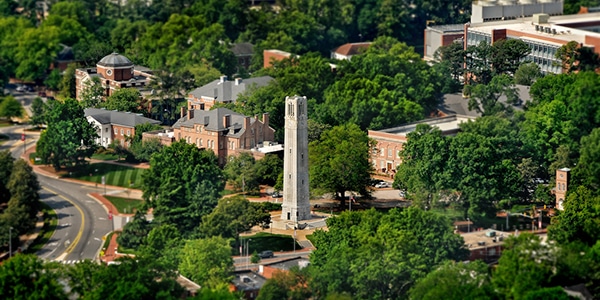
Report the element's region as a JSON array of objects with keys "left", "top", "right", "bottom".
[
  {"left": 126, "top": 130, "right": 130, "bottom": 136},
  {"left": 120, "top": 129, "right": 123, "bottom": 135},
  {"left": 388, "top": 149, "right": 392, "bottom": 157},
  {"left": 380, "top": 148, "right": 385, "bottom": 156},
  {"left": 114, "top": 128, "right": 117, "bottom": 134},
  {"left": 105, "top": 128, "right": 108, "bottom": 132}
]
